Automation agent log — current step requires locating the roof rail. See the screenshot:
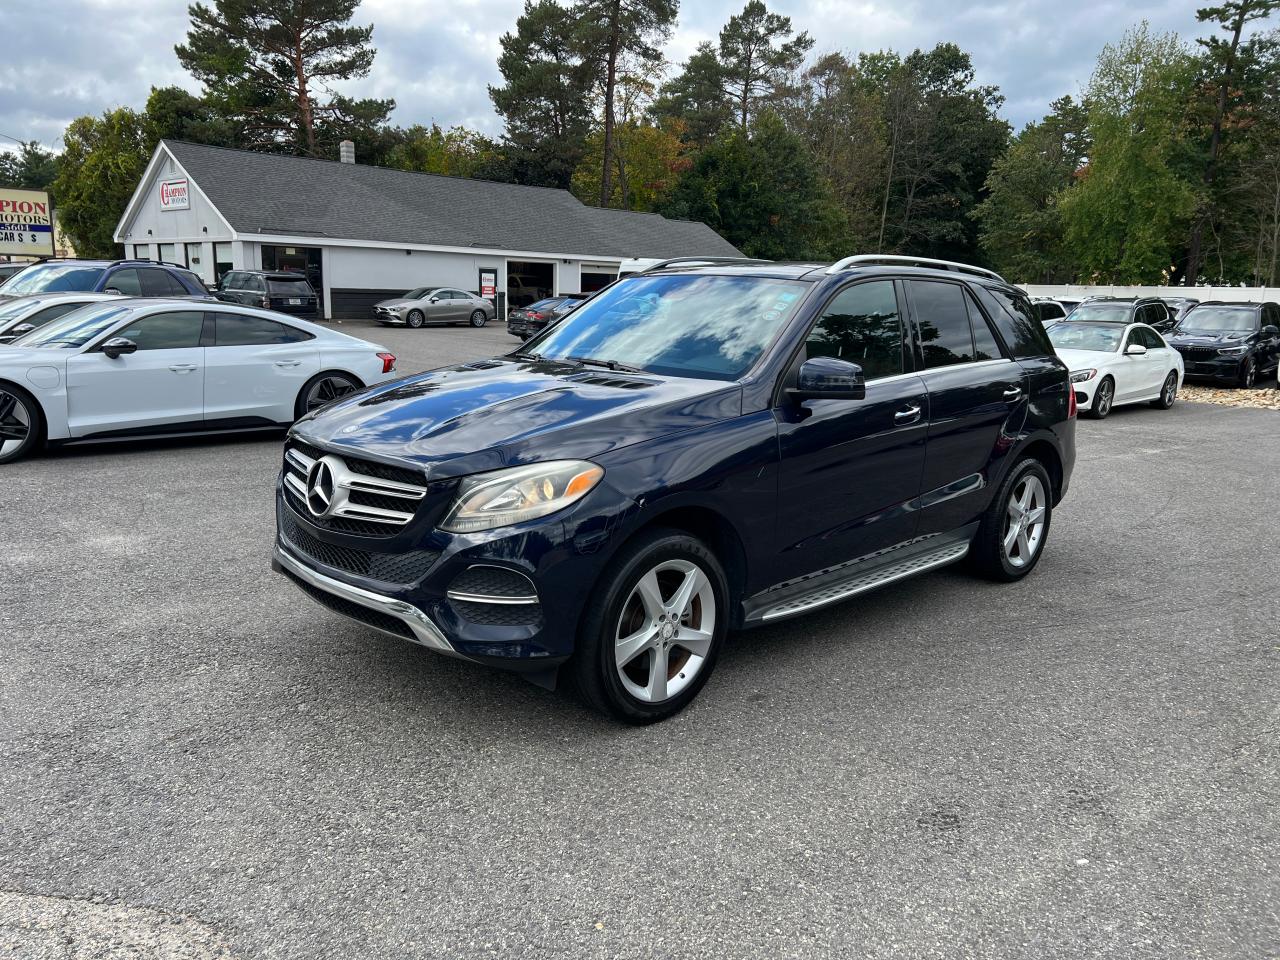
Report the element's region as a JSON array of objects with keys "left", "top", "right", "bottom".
[
  {"left": 642, "top": 256, "right": 774, "bottom": 272},
  {"left": 825, "top": 255, "right": 1004, "bottom": 283}
]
